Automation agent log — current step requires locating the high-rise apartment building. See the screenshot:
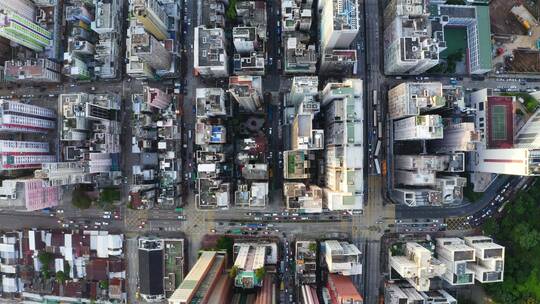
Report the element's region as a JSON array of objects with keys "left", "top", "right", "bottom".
[
  {"left": 384, "top": 283, "right": 457, "bottom": 304},
  {"left": 322, "top": 79, "right": 363, "bottom": 211},
  {"left": 432, "top": 122, "right": 479, "bottom": 153},
  {"left": 194, "top": 26, "right": 228, "bottom": 77},
  {"left": 320, "top": 0, "right": 360, "bottom": 50},
  {"left": 389, "top": 242, "right": 446, "bottom": 291},
  {"left": 435, "top": 238, "right": 476, "bottom": 286},
  {"left": 383, "top": 0, "right": 444, "bottom": 75},
  {"left": 229, "top": 75, "right": 263, "bottom": 112},
  {"left": 0, "top": 9, "right": 51, "bottom": 52},
  {"left": 0, "top": 179, "right": 60, "bottom": 211},
  {"left": 388, "top": 82, "right": 446, "bottom": 120},
  {"left": 0, "top": 100, "right": 56, "bottom": 133},
  {"left": 143, "top": 86, "right": 172, "bottom": 110},
  {"left": 394, "top": 115, "right": 443, "bottom": 141},
  {"left": 4, "top": 59, "right": 61, "bottom": 83},
  {"left": 0, "top": 0, "right": 36, "bottom": 22},
  {"left": 0, "top": 140, "right": 54, "bottom": 171},
  {"left": 130, "top": 0, "right": 168, "bottom": 40},
  {"left": 323, "top": 240, "right": 362, "bottom": 276},
  {"left": 464, "top": 236, "right": 505, "bottom": 283},
  {"left": 131, "top": 27, "right": 172, "bottom": 71}
]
